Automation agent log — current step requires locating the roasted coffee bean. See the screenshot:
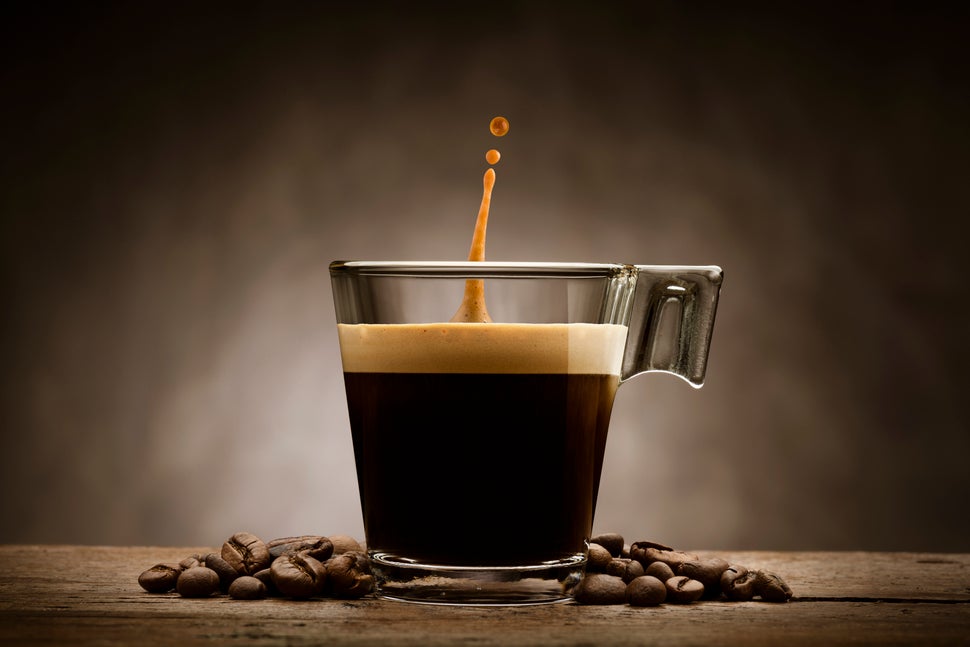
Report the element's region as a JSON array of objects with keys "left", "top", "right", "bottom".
[
  {"left": 590, "top": 533, "right": 624, "bottom": 557},
  {"left": 229, "top": 576, "right": 267, "bottom": 600},
  {"left": 664, "top": 575, "right": 705, "bottom": 603},
  {"left": 754, "top": 570, "right": 793, "bottom": 602},
  {"left": 253, "top": 568, "right": 280, "bottom": 597},
  {"left": 300, "top": 537, "right": 334, "bottom": 562},
  {"left": 572, "top": 574, "right": 627, "bottom": 605},
  {"left": 630, "top": 541, "right": 698, "bottom": 569},
  {"left": 203, "top": 552, "right": 239, "bottom": 592},
  {"left": 629, "top": 539, "right": 673, "bottom": 558},
  {"left": 222, "top": 532, "right": 271, "bottom": 575},
  {"left": 267, "top": 535, "right": 315, "bottom": 559},
  {"left": 328, "top": 534, "right": 364, "bottom": 555},
  {"left": 138, "top": 563, "right": 182, "bottom": 593},
  {"left": 327, "top": 552, "right": 374, "bottom": 598},
  {"left": 176, "top": 566, "right": 221, "bottom": 598},
  {"left": 644, "top": 561, "right": 675, "bottom": 582},
  {"left": 271, "top": 553, "right": 327, "bottom": 599},
  {"left": 678, "top": 558, "right": 730, "bottom": 597},
  {"left": 720, "top": 565, "right": 756, "bottom": 601},
  {"left": 179, "top": 554, "right": 202, "bottom": 570},
  {"left": 626, "top": 575, "right": 666, "bottom": 606},
  {"left": 586, "top": 543, "right": 612, "bottom": 572},
  {"left": 266, "top": 536, "right": 334, "bottom": 562},
  {"left": 605, "top": 558, "right": 644, "bottom": 583}
]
